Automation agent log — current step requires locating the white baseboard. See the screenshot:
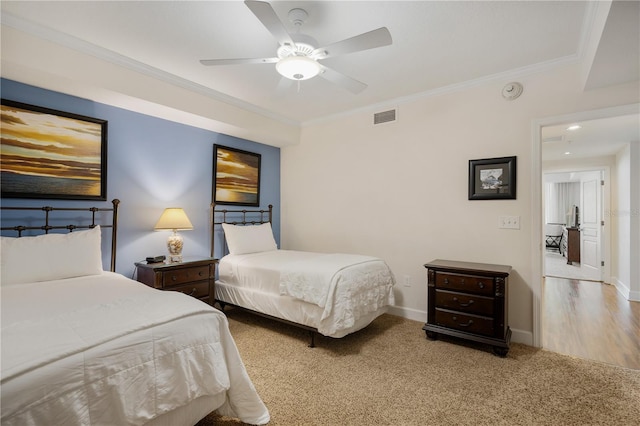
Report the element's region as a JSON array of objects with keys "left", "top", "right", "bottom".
[
  {"left": 511, "top": 328, "right": 533, "bottom": 346},
  {"left": 387, "top": 305, "right": 426, "bottom": 323},
  {"left": 613, "top": 277, "right": 632, "bottom": 300},
  {"left": 387, "top": 306, "right": 534, "bottom": 347}
]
